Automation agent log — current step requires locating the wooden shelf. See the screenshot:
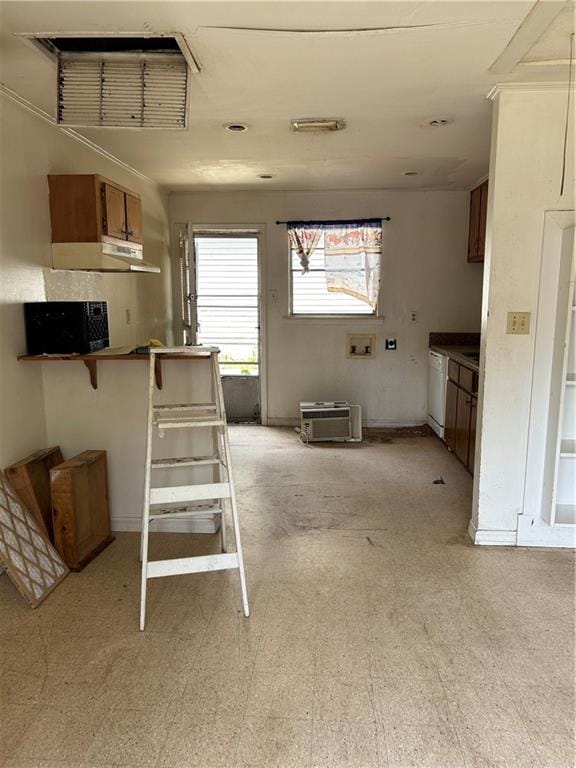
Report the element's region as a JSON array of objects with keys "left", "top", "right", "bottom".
[{"left": 17, "top": 353, "right": 206, "bottom": 390}]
